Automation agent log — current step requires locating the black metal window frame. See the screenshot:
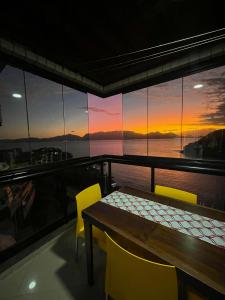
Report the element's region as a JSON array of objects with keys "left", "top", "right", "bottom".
[{"left": 1, "top": 154, "right": 225, "bottom": 188}]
